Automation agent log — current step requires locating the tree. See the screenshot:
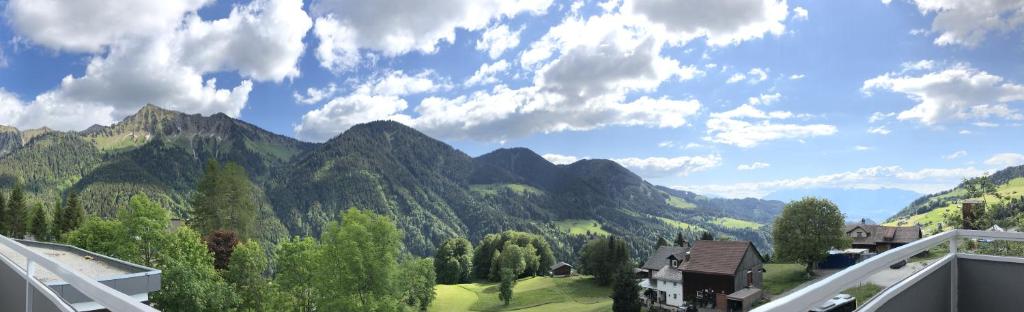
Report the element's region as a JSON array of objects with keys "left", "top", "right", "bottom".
[
  {"left": 401, "top": 257, "right": 437, "bottom": 311},
  {"left": 30, "top": 203, "right": 49, "bottom": 241},
  {"left": 655, "top": 236, "right": 669, "bottom": 249},
  {"left": 434, "top": 237, "right": 473, "bottom": 284},
  {"left": 64, "top": 217, "right": 138, "bottom": 262},
  {"left": 119, "top": 194, "right": 170, "bottom": 266},
  {"left": 274, "top": 236, "right": 320, "bottom": 312},
  {"left": 498, "top": 270, "right": 515, "bottom": 306},
  {"left": 611, "top": 270, "right": 642, "bottom": 312},
  {"left": 191, "top": 160, "right": 259, "bottom": 237},
  {"left": 206, "top": 230, "right": 240, "bottom": 270},
  {"left": 699, "top": 231, "right": 714, "bottom": 241},
  {"left": 59, "top": 192, "right": 85, "bottom": 234},
  {"left": 674, "top": 231, "right": 687, "bottom": 247},
  {"left": 579, "top": 236, "right": 631, "bottom": 286},
  {"left": 773, "top": 197, "right": 850, "bottom": 275},
  {"left": 50, "top": 198, "right": 63, "bottom": 240},
  {"left": 6, "top": 183, "right": 27, "bottom": 238},
  {"left": 0, "top": 190, "right": 7, "bottom": 235},
  {"left": 151, "top": 227, "right": 237, "bottom": 311},
  {"left": 472, "top": 231, "right": 555, "bottom": 281},
  {"left": 315, "top": 208, "right": 404, "bottom": 311},
  {"left": 226, "top": 241, "right": 271, "bottom": 312}
]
